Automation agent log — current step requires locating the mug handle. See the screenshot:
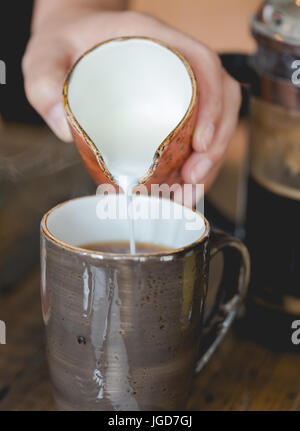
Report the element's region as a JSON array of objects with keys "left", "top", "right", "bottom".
[{"left": 195, "top": 229, "right": 250, "bottom": 373}]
